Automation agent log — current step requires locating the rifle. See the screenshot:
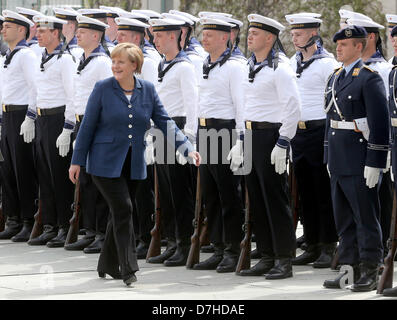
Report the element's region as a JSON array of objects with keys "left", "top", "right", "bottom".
[
  {"left": 288, "top": 161, "right": 300, "bottom": 230},
  {"left": 29, "top": 199, "right": 43, "bottom": 240},
  {"left": 236, "top": 183, "right": 251, "bottom": 273},
  {"left": 146, "top": 164, "right": 161, "bottom": 260},
  {"left": 186, "top": 168, "right": 203, "bottom": 269},
  {"left": 199, "top": 213, "right": 210, "bottom": 247},
  {"left": 377, "top": 191, "right": 397, "bottom": 294},
  {"left": 0, "top": 202, "right": 4, "bottom": 232},
  {"left": 65, "top": 179, "right": 81, "bottom": 245}
]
